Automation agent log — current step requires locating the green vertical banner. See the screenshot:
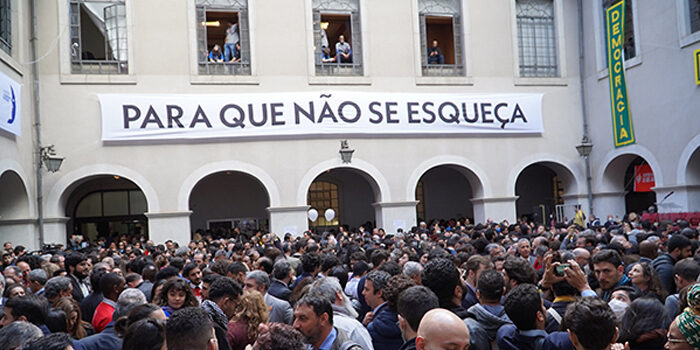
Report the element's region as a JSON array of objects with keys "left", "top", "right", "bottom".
[{"left": 605, "top": 0, "right": 635, "bottom": 148}]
